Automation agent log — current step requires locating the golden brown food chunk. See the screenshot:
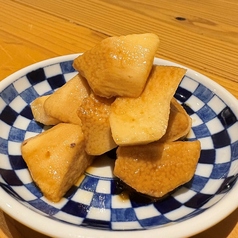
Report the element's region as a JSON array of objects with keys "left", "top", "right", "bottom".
[
  {"left": 21, "top": 123, "right": 94, "bottom": 202},
  {"left": 160, "top": 98, "right": 192, "bottom": 142},
  {"left": 114, "top": 140, "right": 201, "bottom": 198},
  {"left": 44, "top": 73, "right": 91, "bottom": 125},
  {"left": 77, "top": 93, "right": 117, "bottom": 155},
  {"left": 73, "top": 33, "right": 160, "bottom": 98},
  {"left": 109, "top": 66, "right": 186, "bottom": 146},
  {"left": 31, "top": 95, "right": 61, "bottom": 125}
]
